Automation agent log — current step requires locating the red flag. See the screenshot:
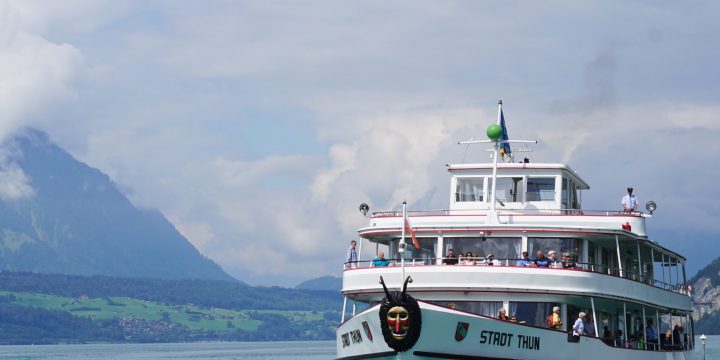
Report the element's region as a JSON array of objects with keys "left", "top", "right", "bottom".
[{"left": 404, "top": 217, "right": 420, "bottom": 249}]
